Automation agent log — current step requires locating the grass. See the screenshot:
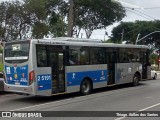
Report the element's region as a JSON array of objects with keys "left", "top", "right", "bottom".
[{"left": 0, "top": 63, "right": 3, "bottom": 72}]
